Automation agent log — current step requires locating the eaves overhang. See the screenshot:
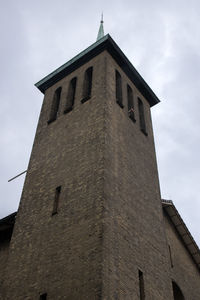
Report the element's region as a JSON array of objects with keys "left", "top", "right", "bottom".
[
  {"left": 35, "top": 34, "right": 160, "bottom": 107},
  {"left": 162, "top": 199, "right": 200, "bottom": 272}
]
